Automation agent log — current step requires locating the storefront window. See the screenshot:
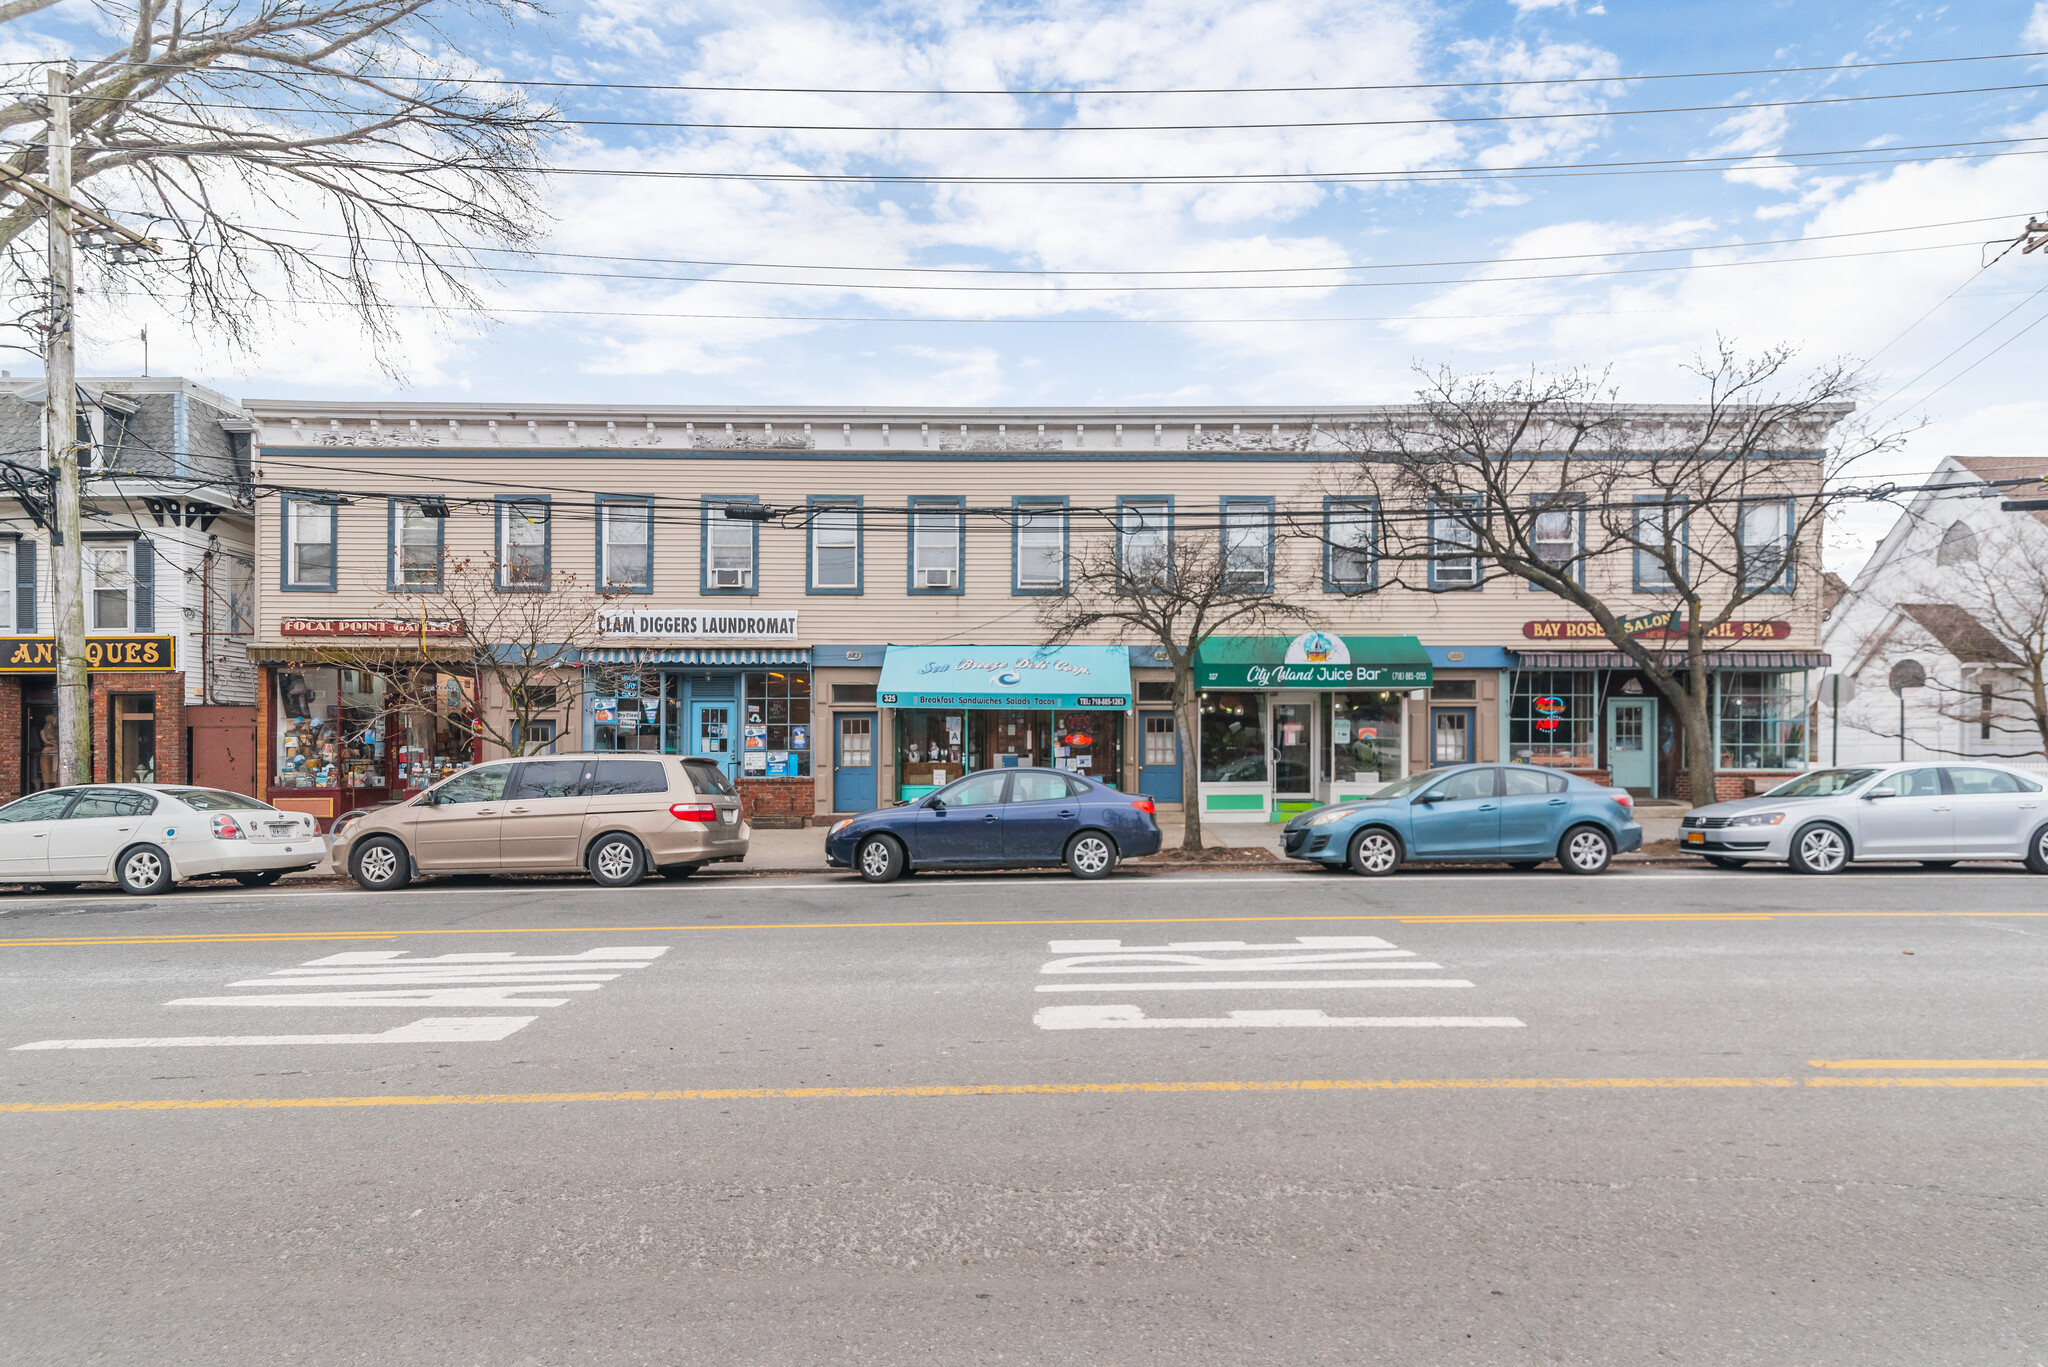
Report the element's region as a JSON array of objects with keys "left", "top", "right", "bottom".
[
  {"left": 1508, "top": 670, "right": 1598, "bottom": 768},
  {"left": 397, "top": 670, "right": 476, "bottom": 791},
  {"left": 1054, "top": 711, "right": 1122, "bottom": 788},
  {"left": 1718, "top": 671, "right": 1807, "bottom": 771},
  {"left": 742, "top": 670, "right": 812, "bottom": 778},
  {"left": 1200, "top": 692, "right": 1267, "bottom": 783},
  {"left": 592, "top": 668, "right": 665, "bottom": 752},
  {"left": 1332, "top": 691, "right": 1403, "bottom": 783},
  {"left": 274, "top": 667, "right": 387, "bottom": 790},
  {"left": 109, "top": 693, "right": 156, "bottom": 783},
  {"left": 899, "top": 709, "right": 967, "bottom": 789}
]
